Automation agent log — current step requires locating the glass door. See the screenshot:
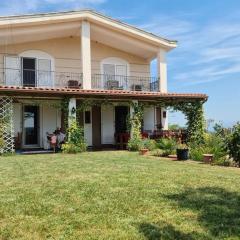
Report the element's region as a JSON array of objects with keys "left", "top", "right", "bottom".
[
  {"left": 22, "top": 57, "right": 36, "bottom": 87},
  {"left": 23, "top": 105, "right": 40, "bottom": 147}
]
